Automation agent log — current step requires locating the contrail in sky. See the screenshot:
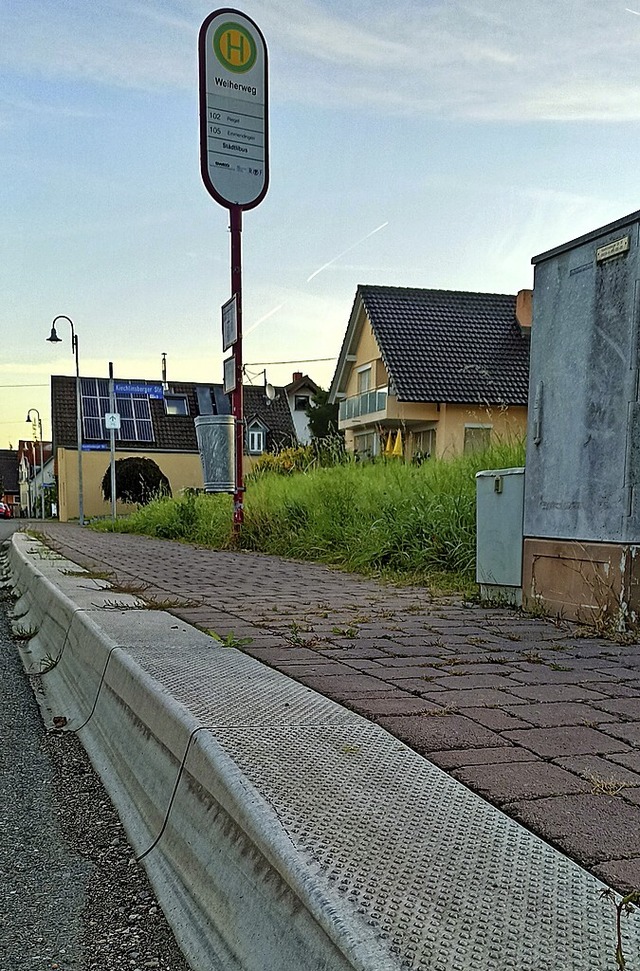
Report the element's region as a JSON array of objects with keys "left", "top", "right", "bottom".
[
  {"left": 244, "top": 302, "right": 285, "bottom": 337},
  {"left": 244, "top": 220, "right": 389, "bottom": 337},
  {"left": 625, "top": 7, "right": 640, "bottom": 13},
  {"left": 306, "top": 221, "right": 389, "bottom": 282}
]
